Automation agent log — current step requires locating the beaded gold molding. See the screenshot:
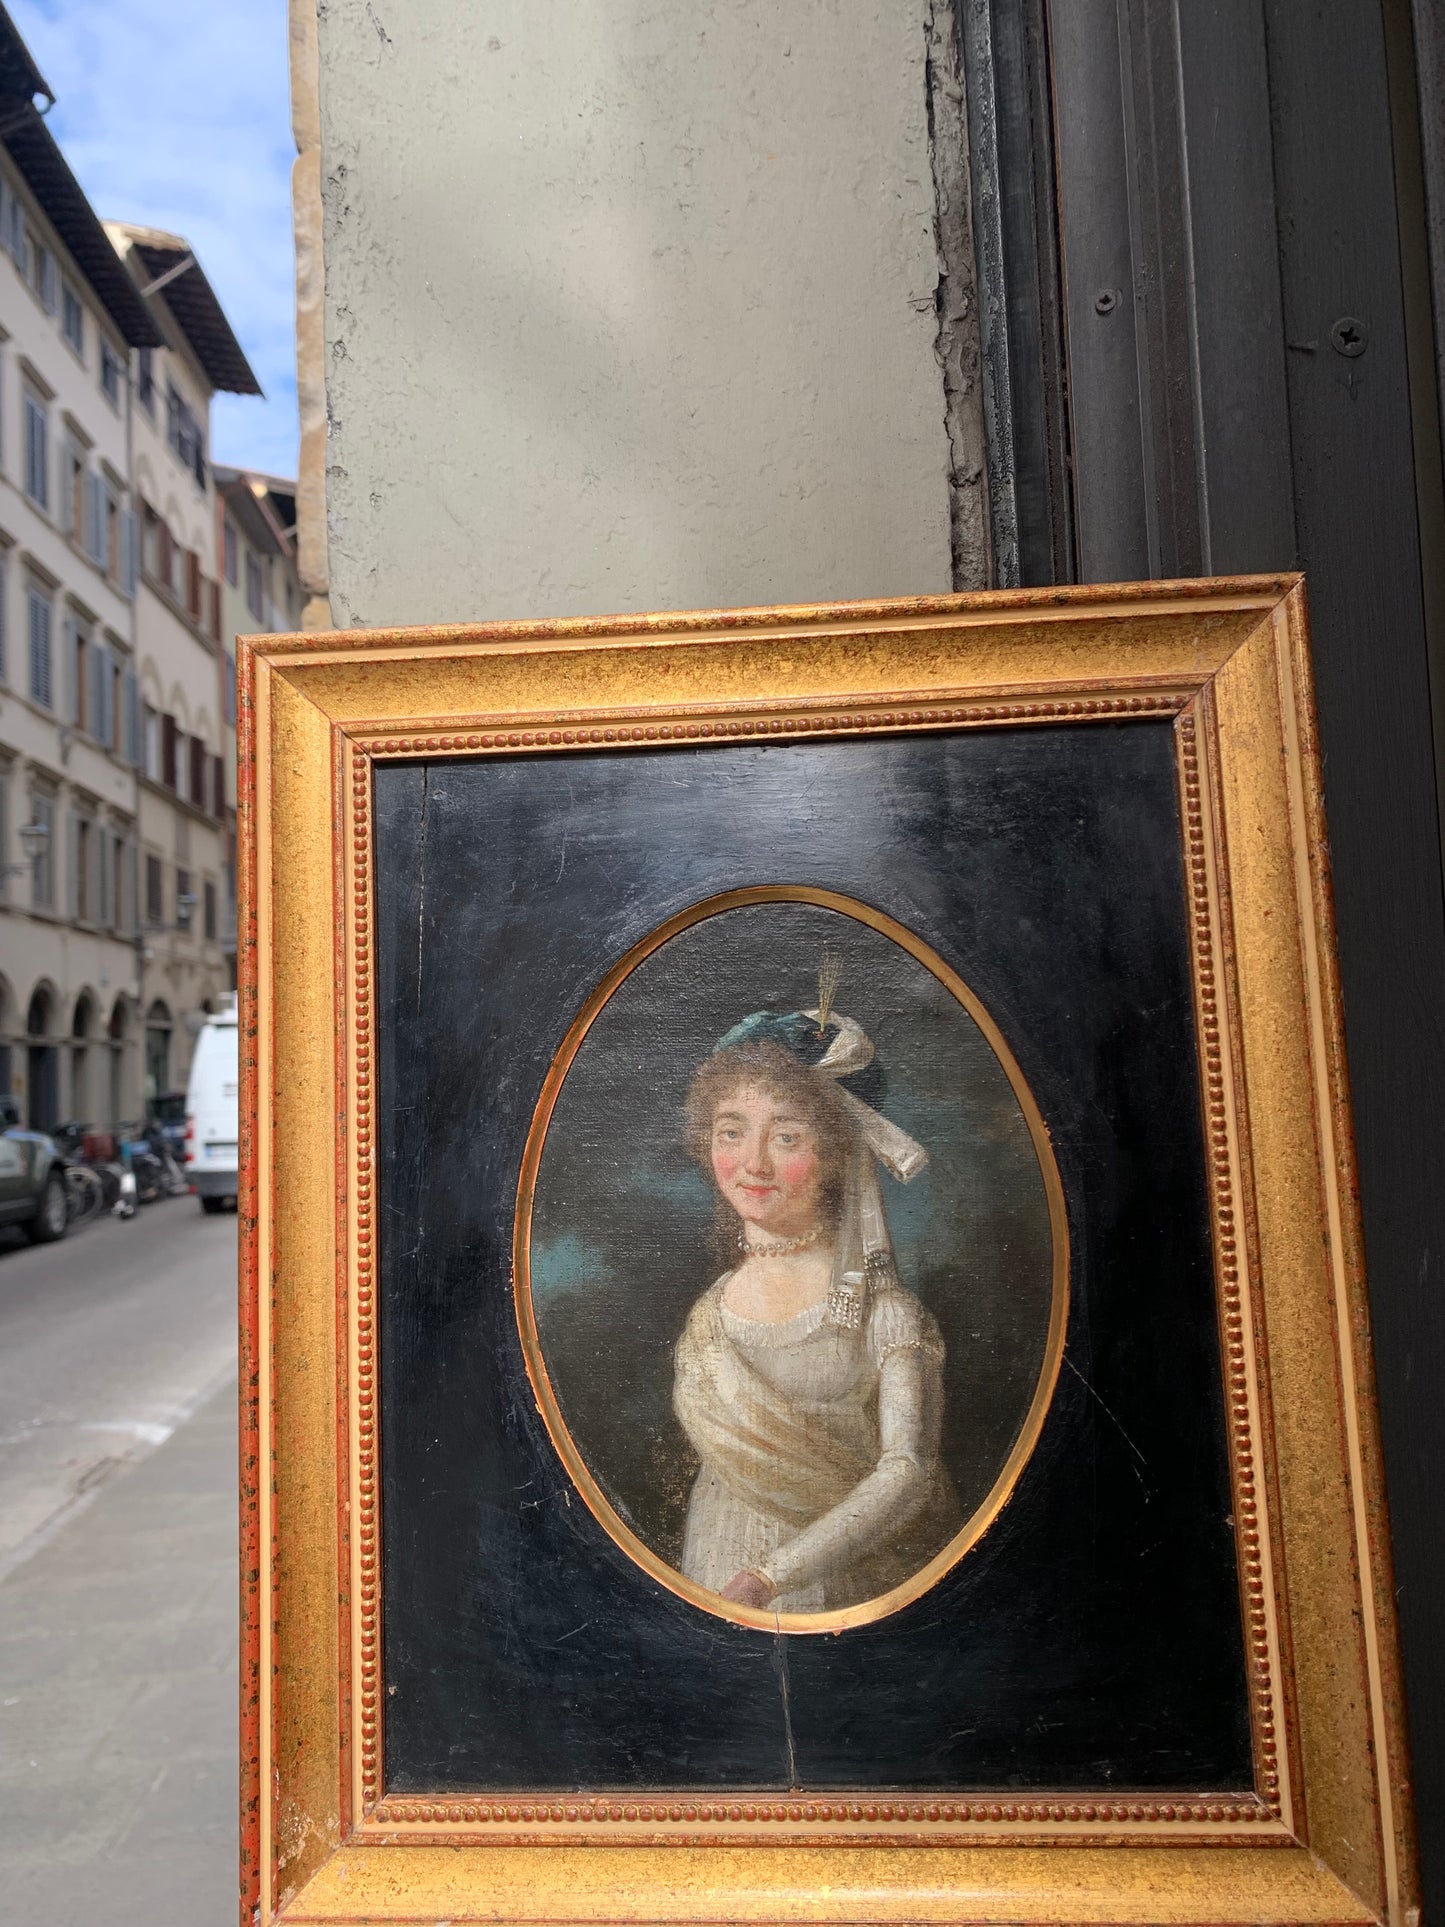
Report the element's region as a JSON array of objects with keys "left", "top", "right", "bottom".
[
  {"left": 1176, "top": 702, "right": 1293, "bottom": 1833},
  {"left": 348, "top": 686, "right": 1188, "bottom": 759},
  {"left": 339, "top": 686, "right": 1291, "bottom": 1848},
  {"left": 362, "top": 1794, "right": 1285, "bottom": 1837}
]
